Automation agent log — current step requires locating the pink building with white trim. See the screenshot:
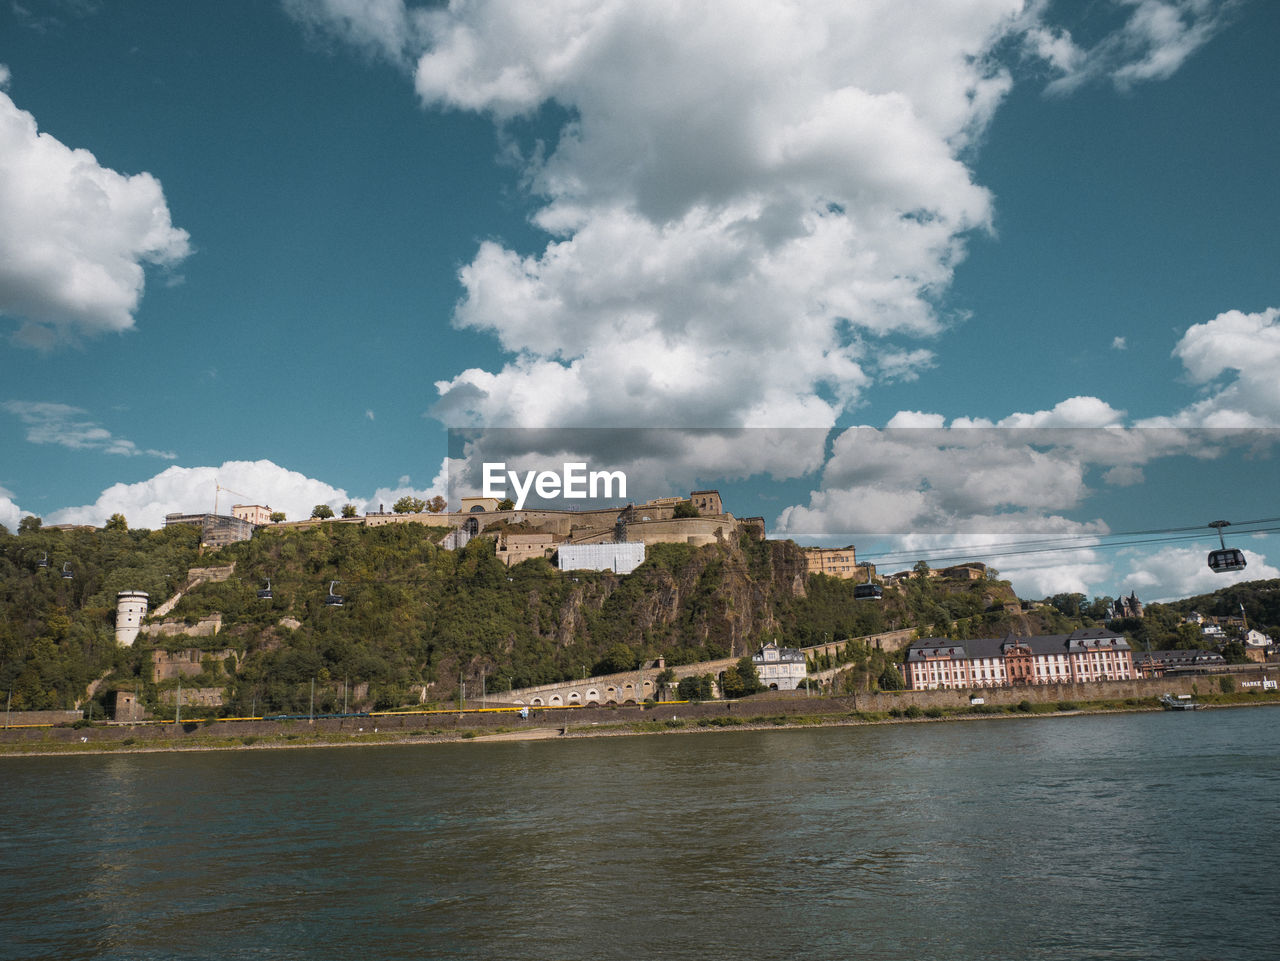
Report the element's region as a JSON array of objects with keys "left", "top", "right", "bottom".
[{"left": 905, "top": 630, "right": 1134, "bottom": 690}]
